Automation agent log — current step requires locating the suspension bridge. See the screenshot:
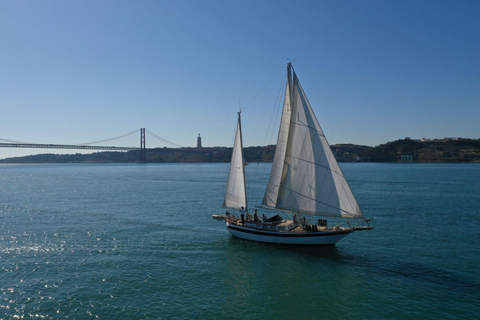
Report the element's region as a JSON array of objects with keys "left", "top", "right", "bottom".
[{"left": 0, "top": 128, "right": 183, "bottom": 163}]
